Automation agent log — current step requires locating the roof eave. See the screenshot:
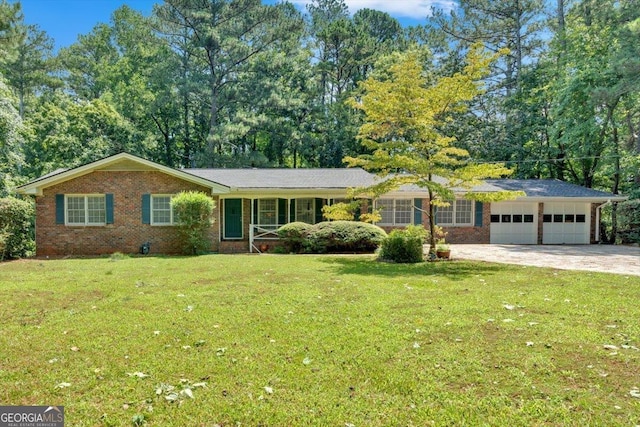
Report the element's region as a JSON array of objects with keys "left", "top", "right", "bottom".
[{"left": 15, "top": 153, "right": 231, "bottom": 195}]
